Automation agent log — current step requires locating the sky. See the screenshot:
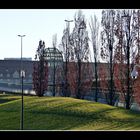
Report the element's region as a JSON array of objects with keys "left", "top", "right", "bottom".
[{"left": 0, "top": 9, "right": 102, "bottom": 60}]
